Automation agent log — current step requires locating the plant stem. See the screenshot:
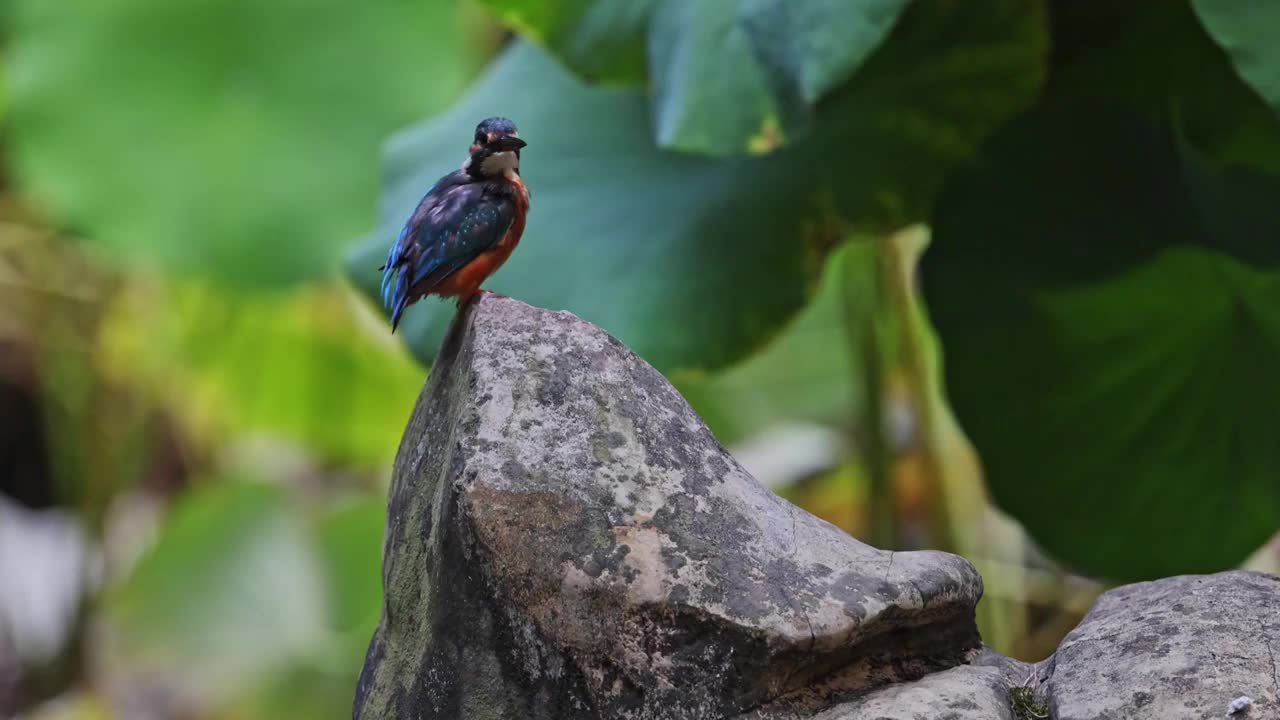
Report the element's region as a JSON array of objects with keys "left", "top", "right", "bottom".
[
  {"left": 843, "top": 242, "right": 895, "bottom": 550},
  {"left": 878, "top": 229, "right": 954, "bottom": 550}
]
